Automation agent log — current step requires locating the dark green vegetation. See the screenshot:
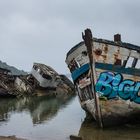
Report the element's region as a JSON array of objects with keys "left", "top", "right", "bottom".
[{"left": 0, "top": 60, "right": 27, "bottom": 75}]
